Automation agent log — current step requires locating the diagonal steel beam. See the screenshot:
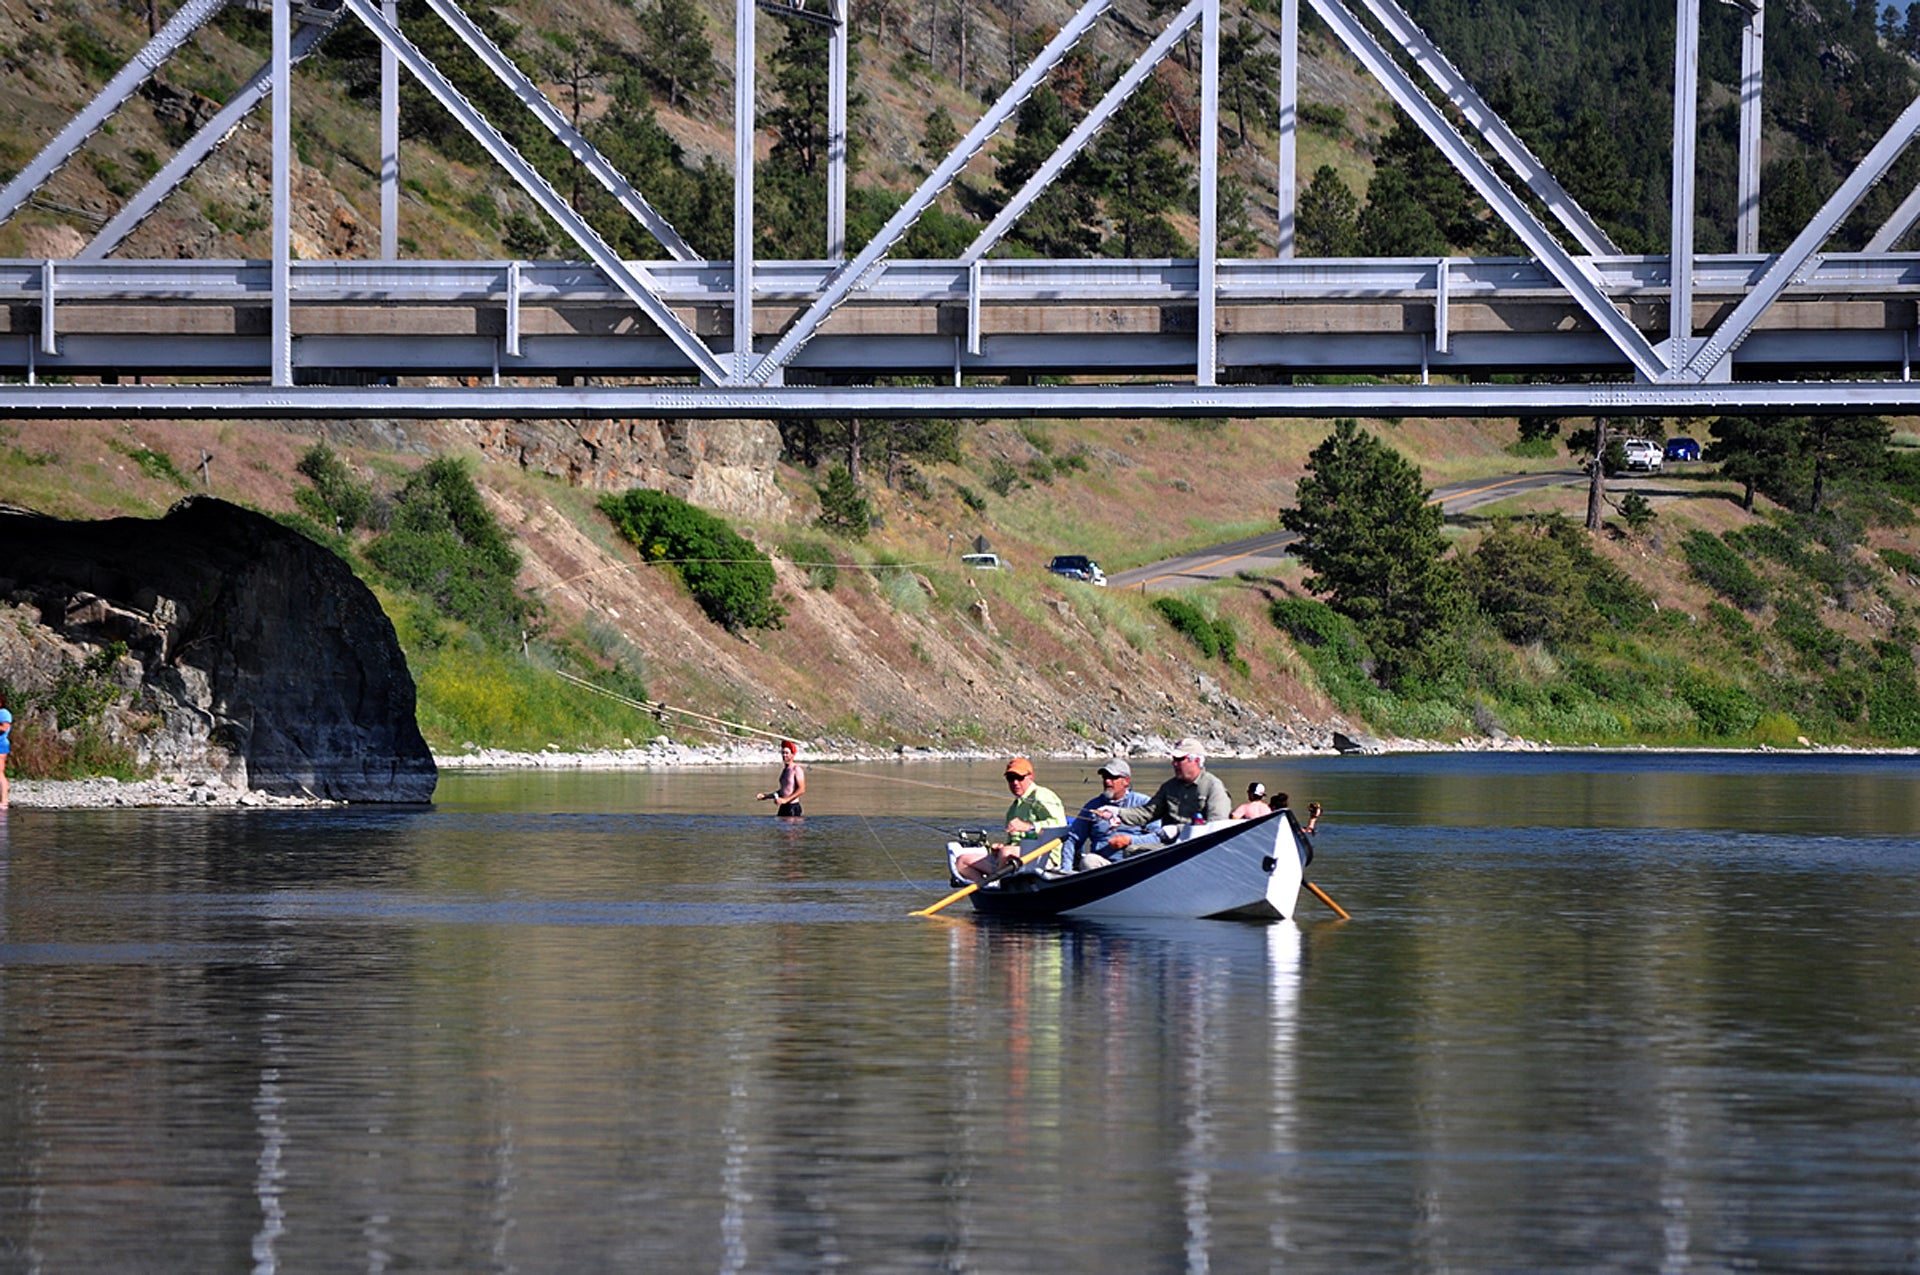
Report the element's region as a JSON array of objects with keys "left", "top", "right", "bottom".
[
  {"left": 746, "top": 0, "right": 1115, "bottom": 385},
  {"left": 80, "top": 15, "right": 342, "bottom": 261},
  {"left": 0, "top": 0, "right": 230, "bottom": 229},
  {"left": 1866, "top": 181, "right": 1920, "bottom": 253},
  {"left": 341, "top": 0, "right": 730, "bottom": 383},
  {"left": 1306, "top": 0, "right": 1669, "bottom": 381},
  {"left": 959, "top": 0, "right": 1202, "bottom": 265},
  {"left": 1686, "top": 88, "right": 1920, "bottom": 378},
  {"left": 1355, "top": 0, "right": 1618, "bottom": 257},
  {"left": 422, "top": 0, "right": 699, "bottom": 262}
]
